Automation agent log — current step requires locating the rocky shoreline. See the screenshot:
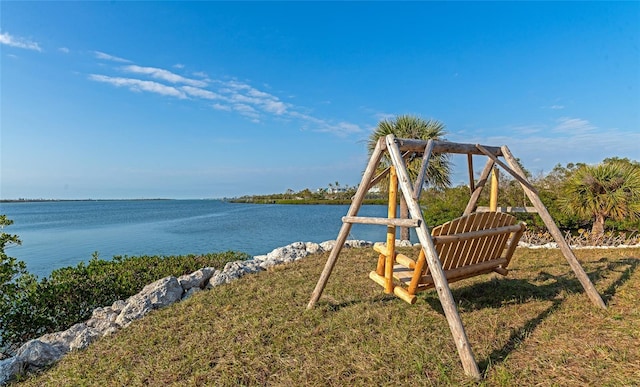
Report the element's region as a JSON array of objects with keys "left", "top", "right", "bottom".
[
  {"left": 1, "top": 238, "right": 639, "bottom": 384},
  {"left": 0, "top": 239, "right": 371, "bottom": 384}
]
